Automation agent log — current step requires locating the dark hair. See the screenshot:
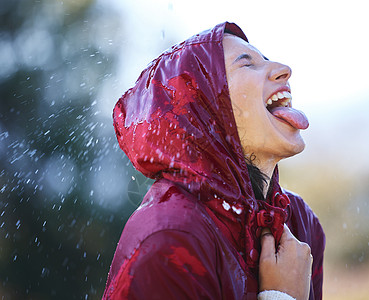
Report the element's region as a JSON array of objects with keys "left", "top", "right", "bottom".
[{"left": 246, "top": 161, "right": 269, "bottom": 200}]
